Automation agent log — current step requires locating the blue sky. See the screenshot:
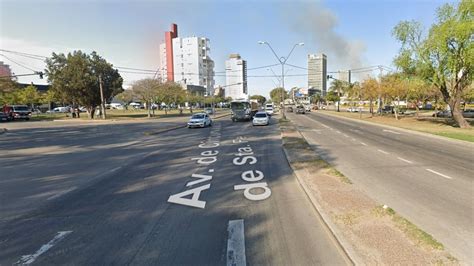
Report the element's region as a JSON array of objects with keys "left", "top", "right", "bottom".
[{"left": 0, "top": 0, "right": 450, "bottom": 98}]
